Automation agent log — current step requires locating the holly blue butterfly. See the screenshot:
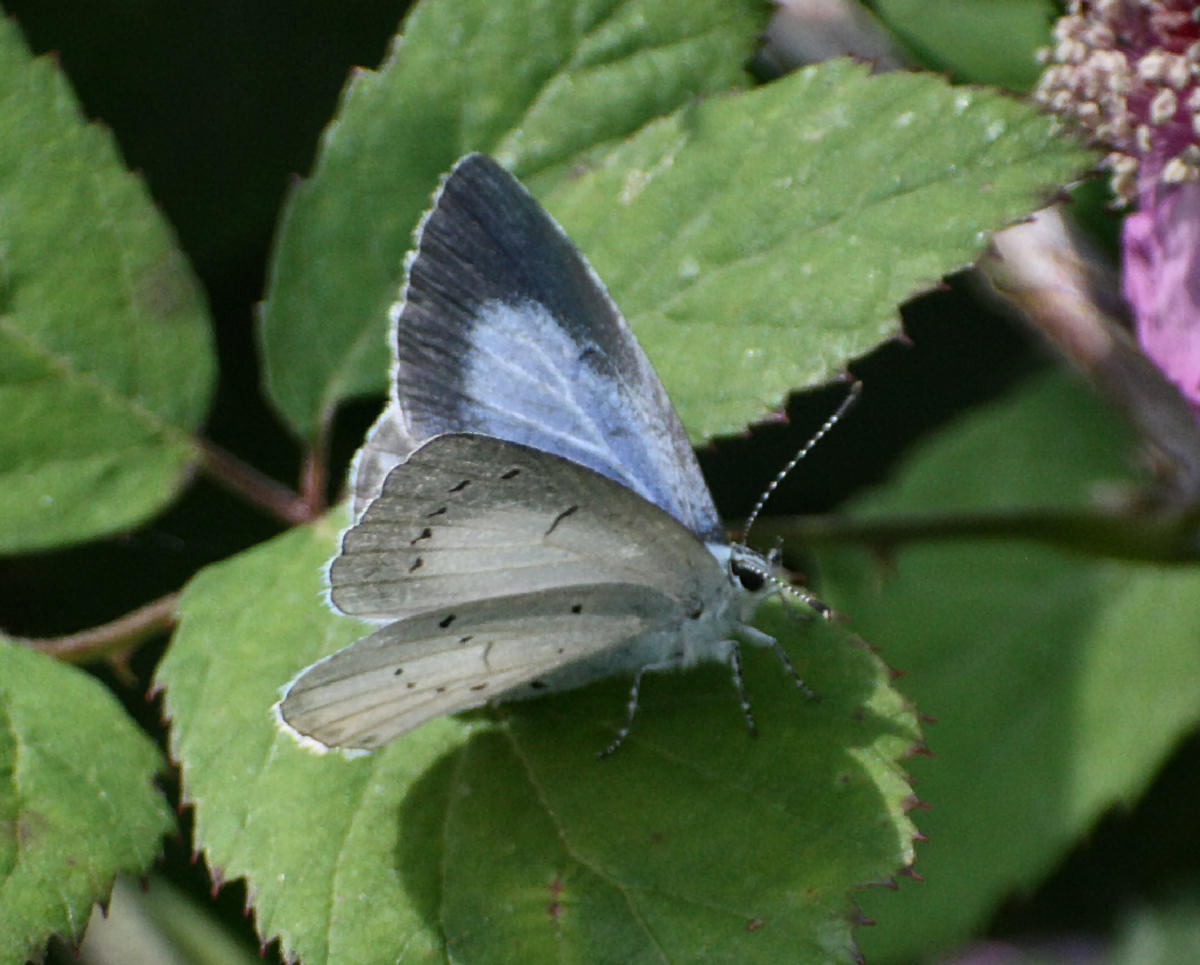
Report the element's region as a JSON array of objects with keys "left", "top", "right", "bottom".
[{"left": 277, "top": 154, "right": 846, "bottom": 755}]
